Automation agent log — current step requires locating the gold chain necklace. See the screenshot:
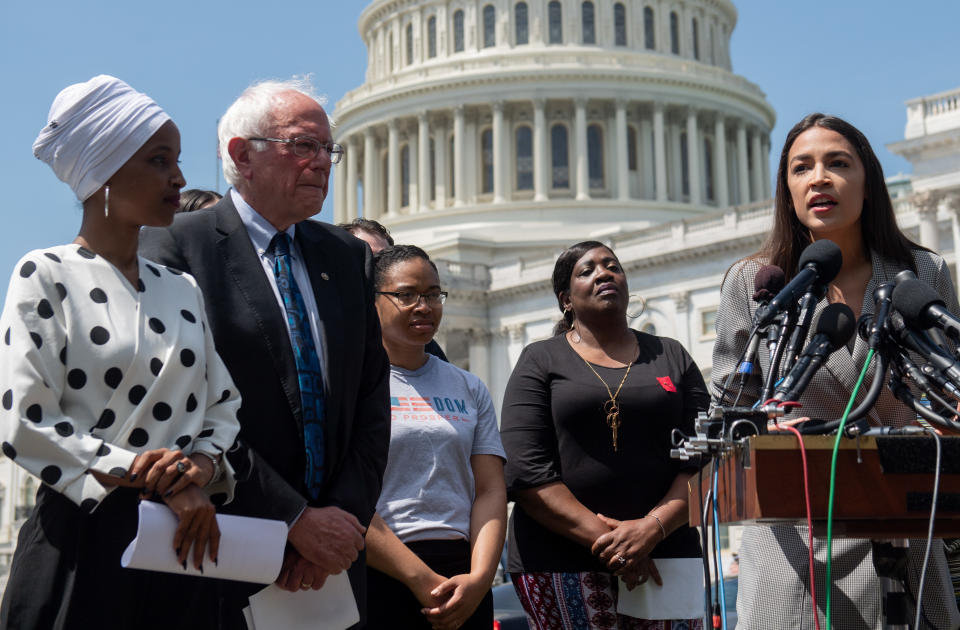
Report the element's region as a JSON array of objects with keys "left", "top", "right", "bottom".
[{"left": 579, "top": 349, "right": 637, "bottom": 452}]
